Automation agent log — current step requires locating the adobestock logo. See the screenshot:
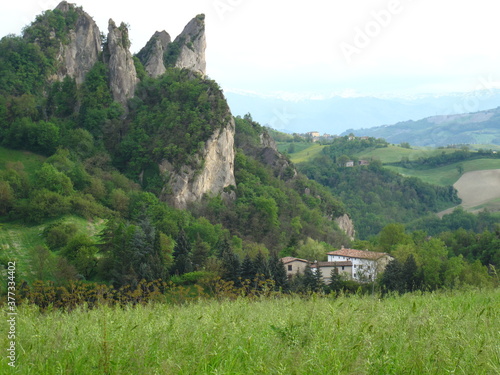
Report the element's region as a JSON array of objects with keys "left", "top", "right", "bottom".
[
  {"left": 340, "top": 0, "right": 415, "bottom": 64},
  {"left": 213, "top": 0, "right": 246, "bottom": 21}
]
